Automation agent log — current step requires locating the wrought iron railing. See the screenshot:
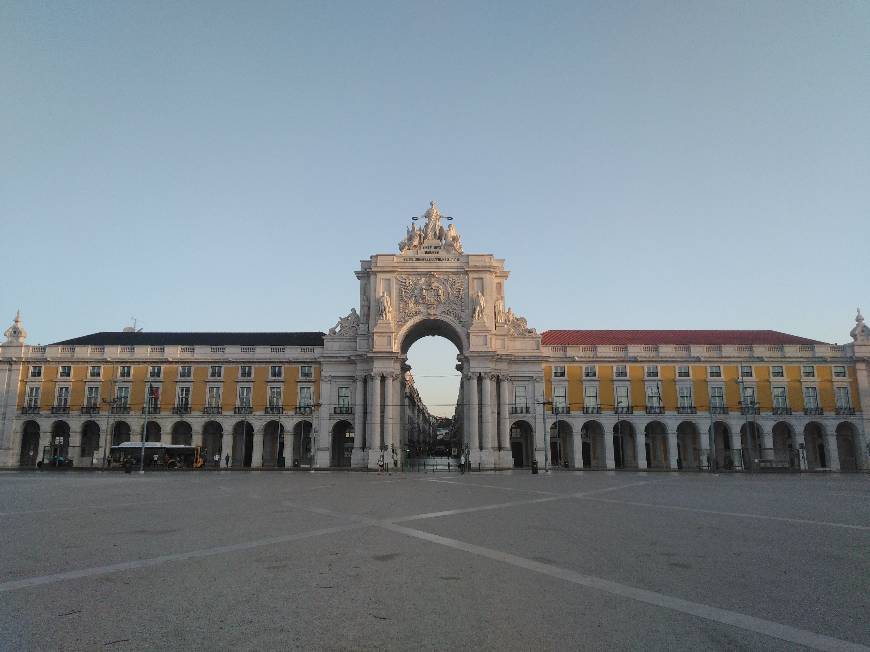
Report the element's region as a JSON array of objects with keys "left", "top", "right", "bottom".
[
  {"left": 552, "top": 406, "right": 570, "bottom": 415},
  {"left": 835, "top": 407, "right": 855, "bottom": 416},
  {"left": 51, "top": 405, "right": 70, "bottom": 414},
  {"left": 583, "top": 405, "right": 601, "bottom": 414},
  {"left": 295, "top": 406, "right": 314, "bottom": 416},
  {"left": 264, "top": 406, "right": 284, "bottom": 415},
  {"left": 645, "top": 406, "right": 664, "bottom": 415},
  {"left": 334, "top": 406, "right": 353, "bottom": 414},
  {"left": 772, "top": 406, "right": 792, "bottom": 415},
  {"left": 803, "top": 407, "right": 824, "bottom": 416},
  {"left": 710, "top": 405, "right": 729, "bottom": 414},
  {"left": 234, "top": 406, "right": 253, "bottom": 415},
  {"left": 202, "top": 406, "right": 222, "bottom": 415},
  {"left": 510, "top": 406, "right": 531, "bottom": 414},
  {"left": 677, "top": 406, "right": 696, "bottom": 414},
  {"left": 80, "top": 406, "right": 101, "bottom": 415}
]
